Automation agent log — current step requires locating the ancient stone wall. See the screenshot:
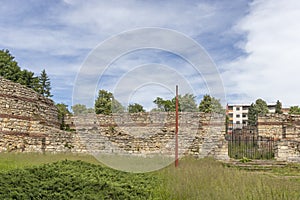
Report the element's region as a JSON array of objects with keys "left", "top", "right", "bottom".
[
  {"left": 0, "top": 76, "right": 84, "bottom": 152},
  {"left": 258, "top": 114, "right": 300, "bottom": 139},
  {"left": 258, "top": 114, "right": 300, "bottom": 161},
  {"left": 0, "top": 77, "right": 228, "bottom": 159},
  {"left": 0, "top": 76, "right": 60, "bottom": 130},
  {"left": 67, "top": 112, "right": 229, "bottom": 160},
  {"left": 275, "top": 140, "right": 300, "bottom": 162}
]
